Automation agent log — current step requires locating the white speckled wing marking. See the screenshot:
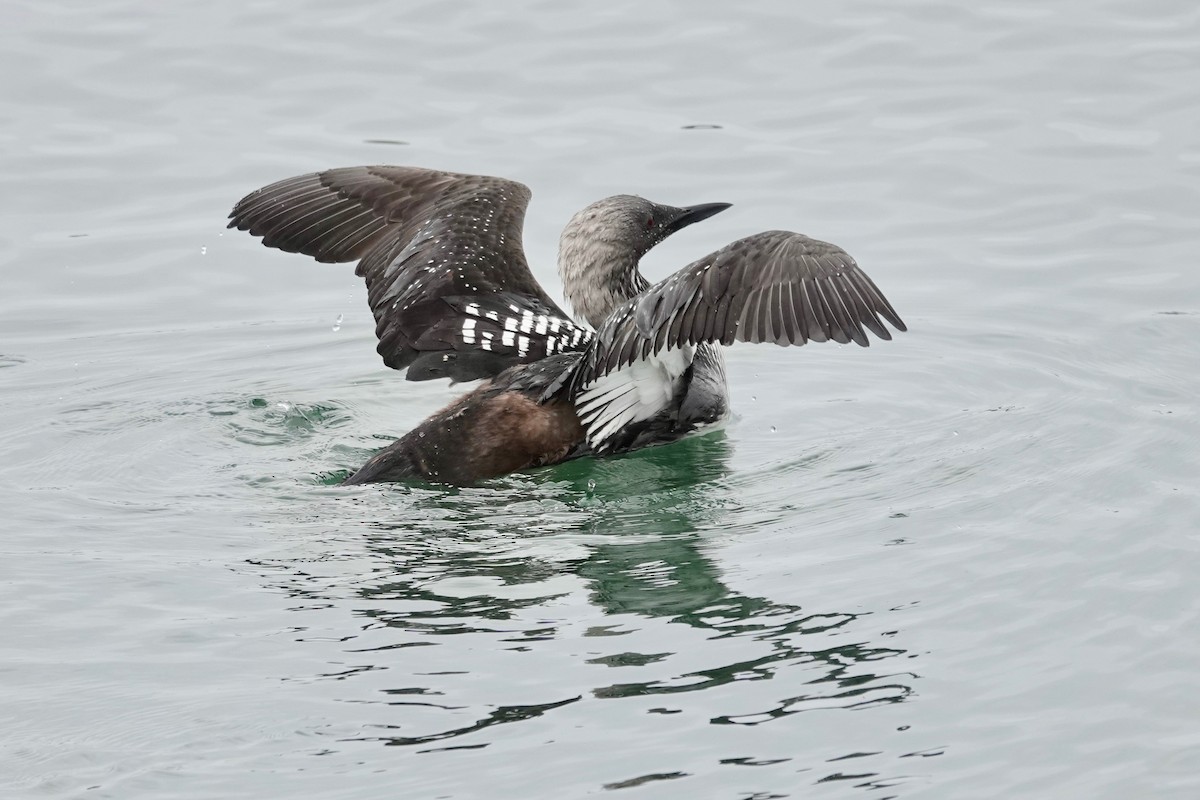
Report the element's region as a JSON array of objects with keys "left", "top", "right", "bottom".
[{"left": 454, "top": 299, "right": 592, "bottom": 362}]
